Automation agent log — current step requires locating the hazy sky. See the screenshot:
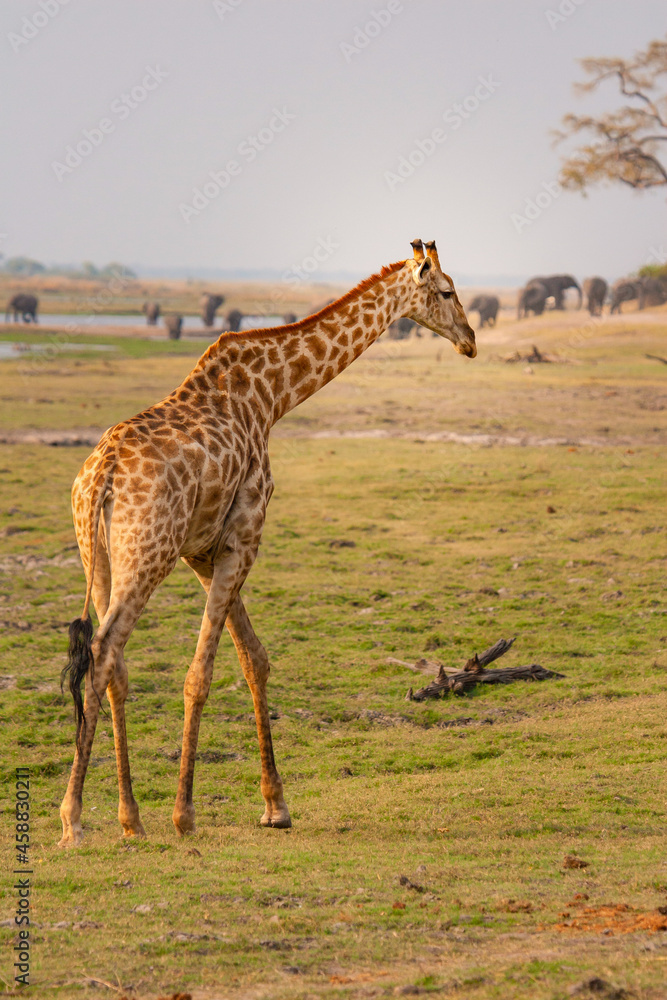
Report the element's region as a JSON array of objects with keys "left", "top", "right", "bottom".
[{"left": 2, "top": 0, "right": 665, "bottom": 283}]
